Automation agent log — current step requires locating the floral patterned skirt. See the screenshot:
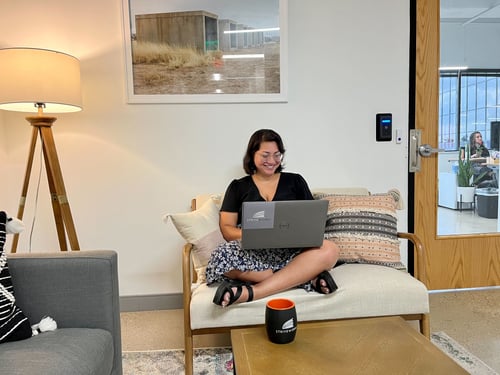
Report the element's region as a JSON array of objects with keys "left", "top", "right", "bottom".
[{"left": 205, "top": 240, "right": 313, "bottom": 291}]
